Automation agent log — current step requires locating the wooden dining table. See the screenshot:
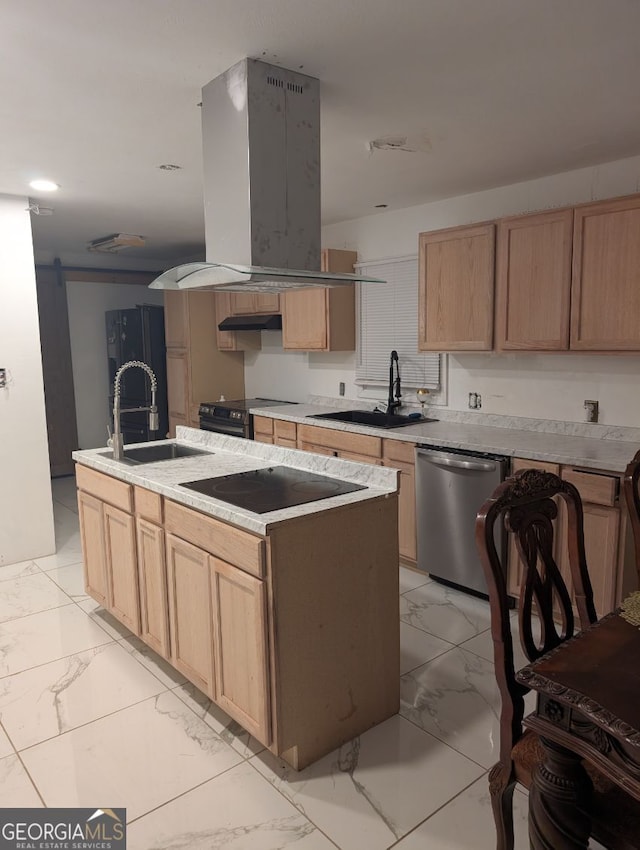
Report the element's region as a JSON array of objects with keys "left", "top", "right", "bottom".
[{"left": 515, "top": 605, "right": 640, "bottom": 849}]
